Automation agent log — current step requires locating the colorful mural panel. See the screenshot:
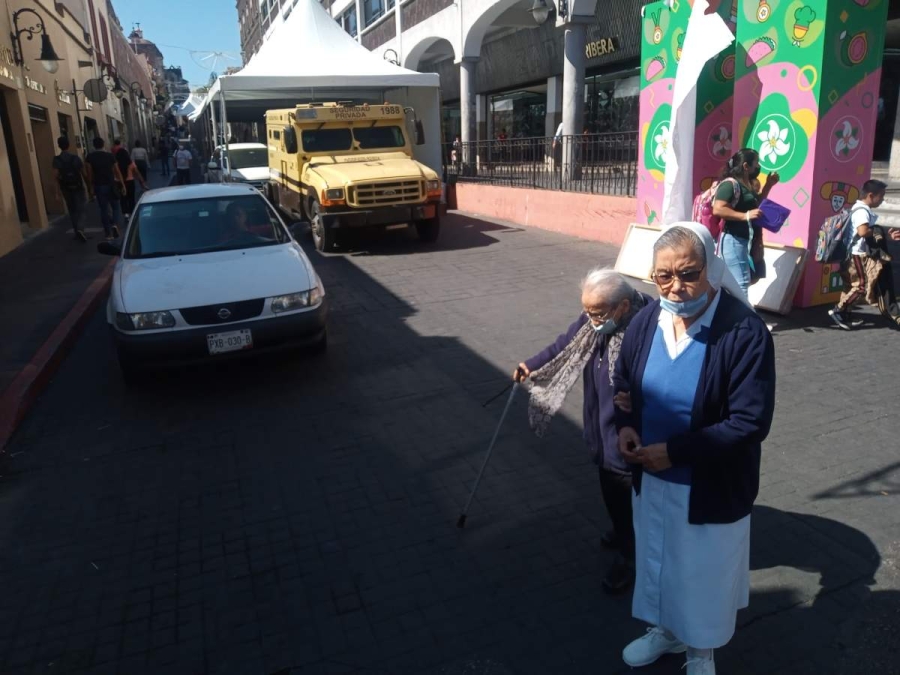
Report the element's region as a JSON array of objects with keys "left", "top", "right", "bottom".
[
  {"left": 635, "top": 0, "right": 736, "bottom": 226},
  {"left": 733, "top": 0, "right": 887, "bottom": 307}
]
